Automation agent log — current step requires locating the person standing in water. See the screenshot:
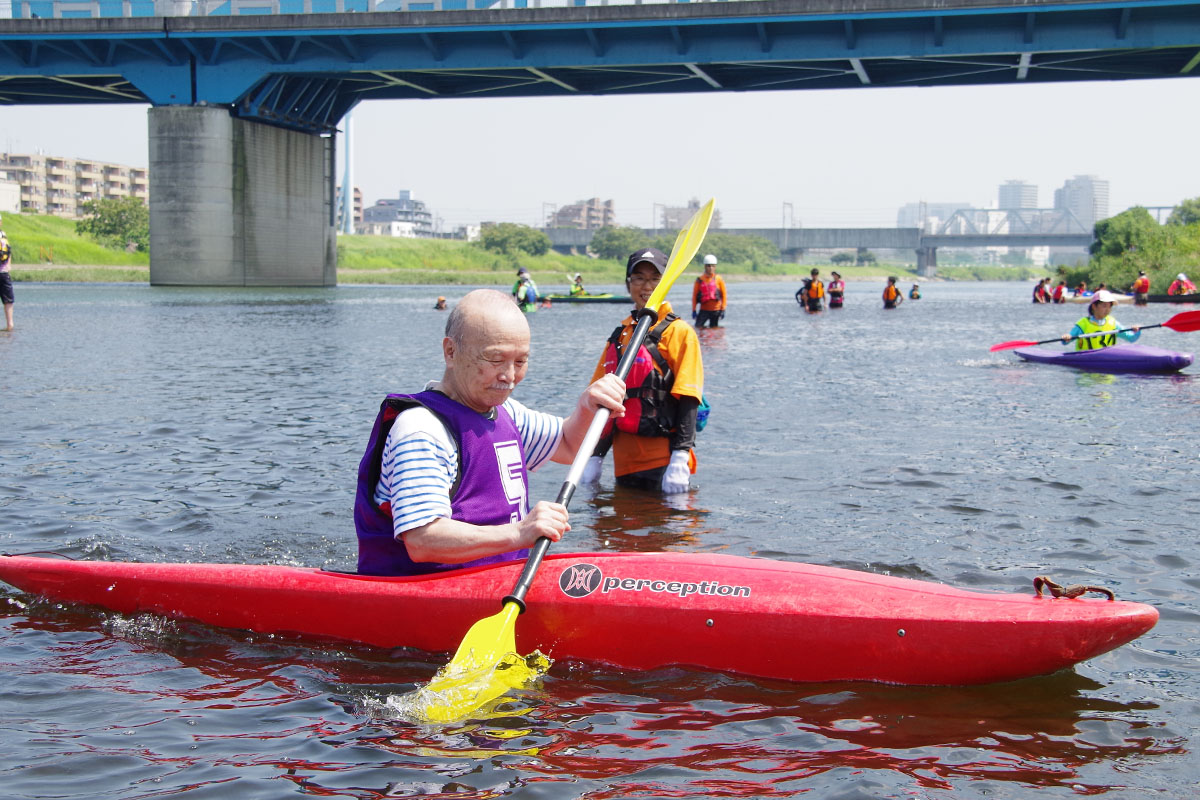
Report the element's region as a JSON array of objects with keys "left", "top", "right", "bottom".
[
  {"left": 882, "top": 276, "right": 903, "bottom": 309},
  {"left": 796, "top": 268, "right": 825, "bottom": 312},
  {"left": 584, "top": 248, "right": 704, "bottom": 494},
  {"left": 827, "top": 271, "right": 845, "bottom": 308},
  {"left": 0, "top": 230, "right": 13, "bottom": 331},
  {"left": 692, "top": 254, "right": 727, "bottom": 328}
]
